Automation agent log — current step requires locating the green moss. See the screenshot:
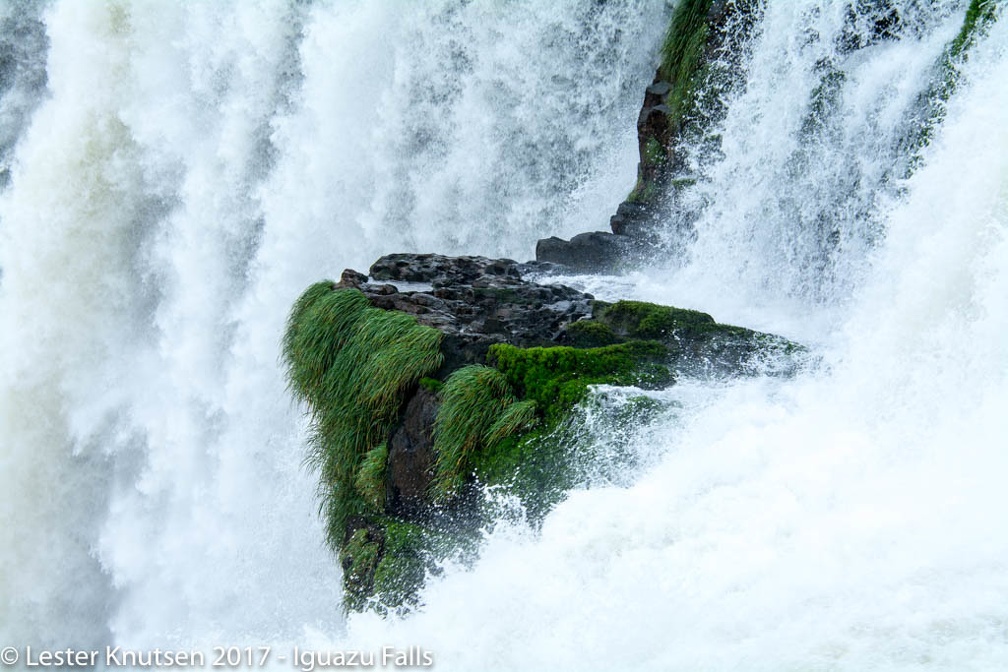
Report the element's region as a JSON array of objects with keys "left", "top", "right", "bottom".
[
  {"left": 339, "top": 528, "right": 381, "bottom": 613},
  {"left": 473, "top": 427, "right": 572, "bottom": 523},
  {"left": 282, "top": 285, "right": 444, "bottom": 551},
  {"left": 643, "top": 136, "right": 666, "bottom": 168},
  {"left": 565, "top": 319, "right": 622, "bottom": 348},
  {"left": 488, "top": 341, "right": 674, "bottom": 425},
  {"left": 419, "top": 376, "right": 444, "bottom": 393},
  {"left": 431, "top": 340, "right": 676, "bottom": 519},
  {"left": 669, "top": 177, "right": 698, "bottom": 191},
  {"left": 430, "top": 366, "right": 537, "bottom": 499},
  {"left": 372, "top": 520, "right": 429, "bottom": 613},
  {"left": 949, "top": 0, "right": 998, "bottom": 61},
  {"left": 658, "top": 0, "right": 714, "bottom": 134},
  {"left": 614, "top": 394, "right": 670, "bottom": 422},
  {"left": 626, "top": 177, "right": 658, "bottom": 204},
  {"left": 595, "top": 300, "right": 716, "bottom": 340}
]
